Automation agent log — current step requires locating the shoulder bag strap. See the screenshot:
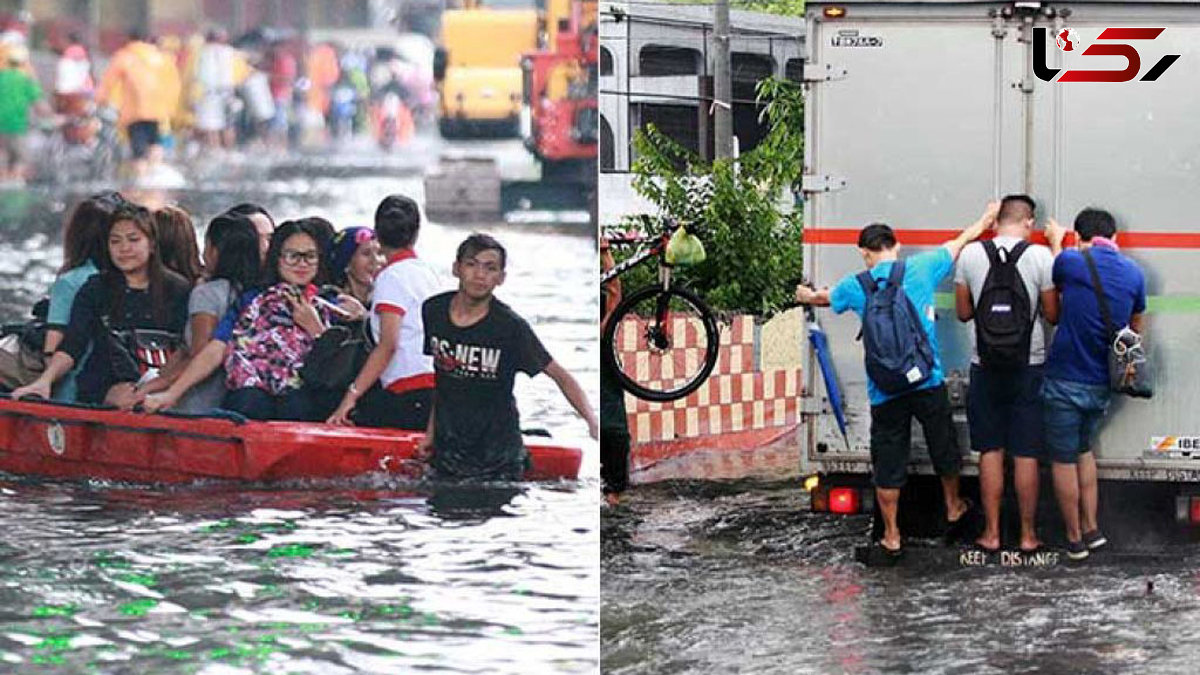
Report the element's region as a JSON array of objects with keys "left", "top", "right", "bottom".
[
  {"left": 886, "top": 259, "right": 906, "bottom": 288},
  {"left": 982, "top": 239, "right": 1001, "bottom": 265},
  {"left": 1008, "top": 240, "right": 1030, "bottom": 264},
  {"left": 1082, "top": 249, "right": 1115, "bottom": 340}
]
